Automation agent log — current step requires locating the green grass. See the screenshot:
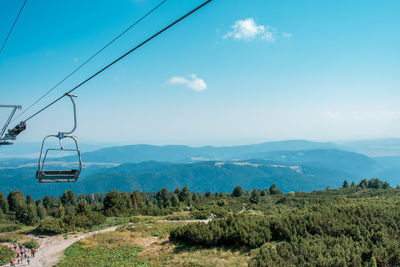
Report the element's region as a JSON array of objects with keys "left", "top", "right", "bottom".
[
  {"left": 0, "top": 246, "right": 14, "bottom": 265},
  {"left": 0, "top": 222, "right": 21, "bottom": 233},
  {"left": 57, "top": 232, "right": 151, "bottom": 267},
  {"left": 88, "top": 216, "right": 131, "bottom": 231}
]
